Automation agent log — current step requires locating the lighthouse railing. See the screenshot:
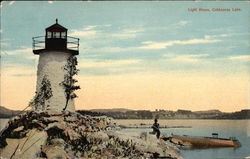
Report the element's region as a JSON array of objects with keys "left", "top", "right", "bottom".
[
  {"left": 32, "top": 36, "right": 45, "bottom": 50},
  {"left": 32, "top": 36, "right": 79, "bottom": 52},
  {"left": 67, "top": 36, "right": 79, "bottom": 50}
]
